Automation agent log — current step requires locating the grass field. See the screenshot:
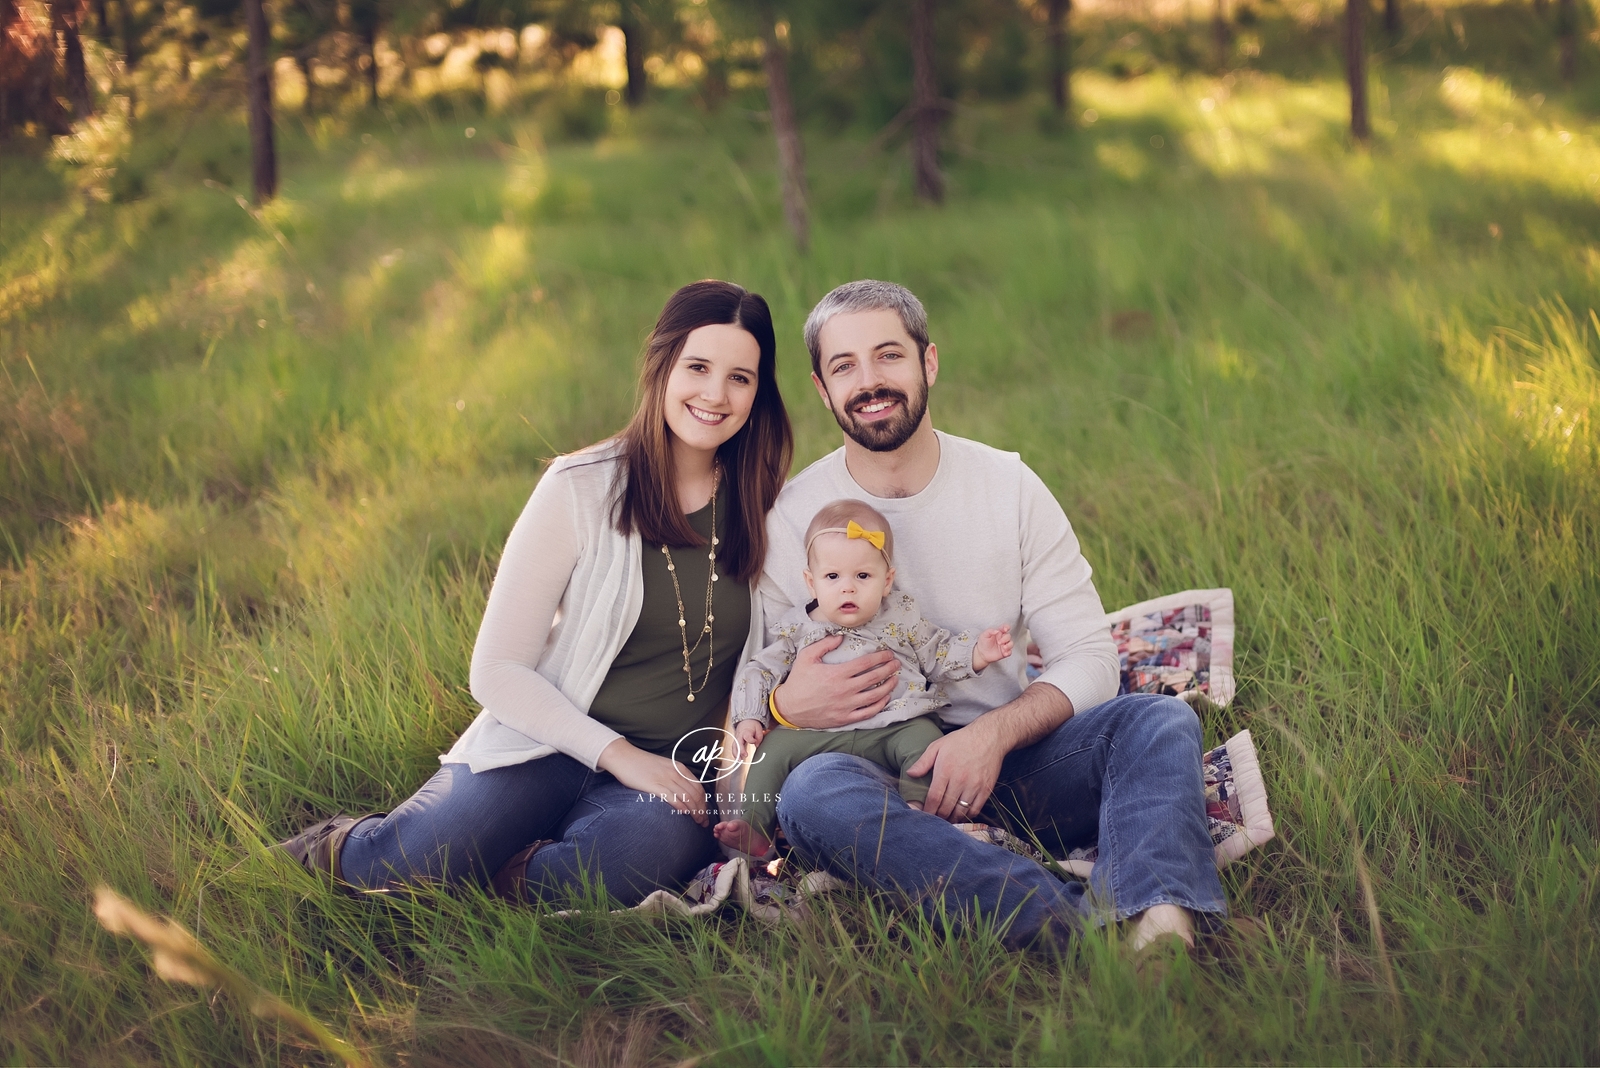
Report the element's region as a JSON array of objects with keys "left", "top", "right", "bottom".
[{"left": 3, "top": 19, "right": 1600, "bottom": 1063}]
